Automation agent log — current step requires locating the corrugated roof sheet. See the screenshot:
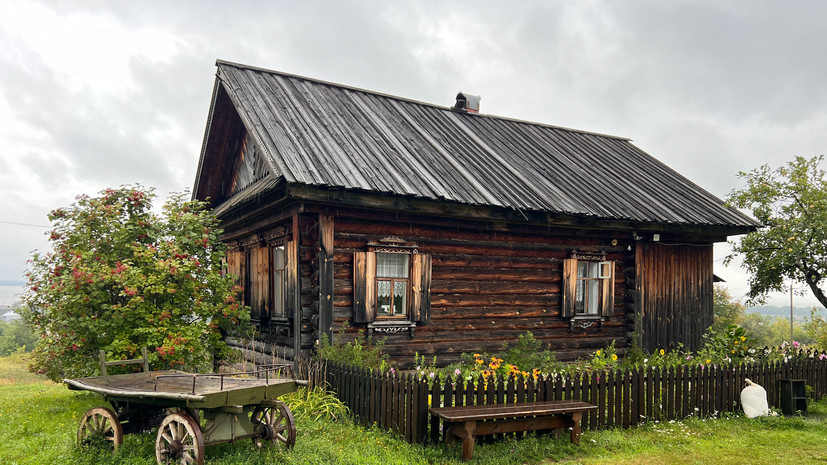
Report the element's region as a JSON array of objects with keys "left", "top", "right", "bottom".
[{"left": 211, "top": 60, "right": 758, "bottom": 228}]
